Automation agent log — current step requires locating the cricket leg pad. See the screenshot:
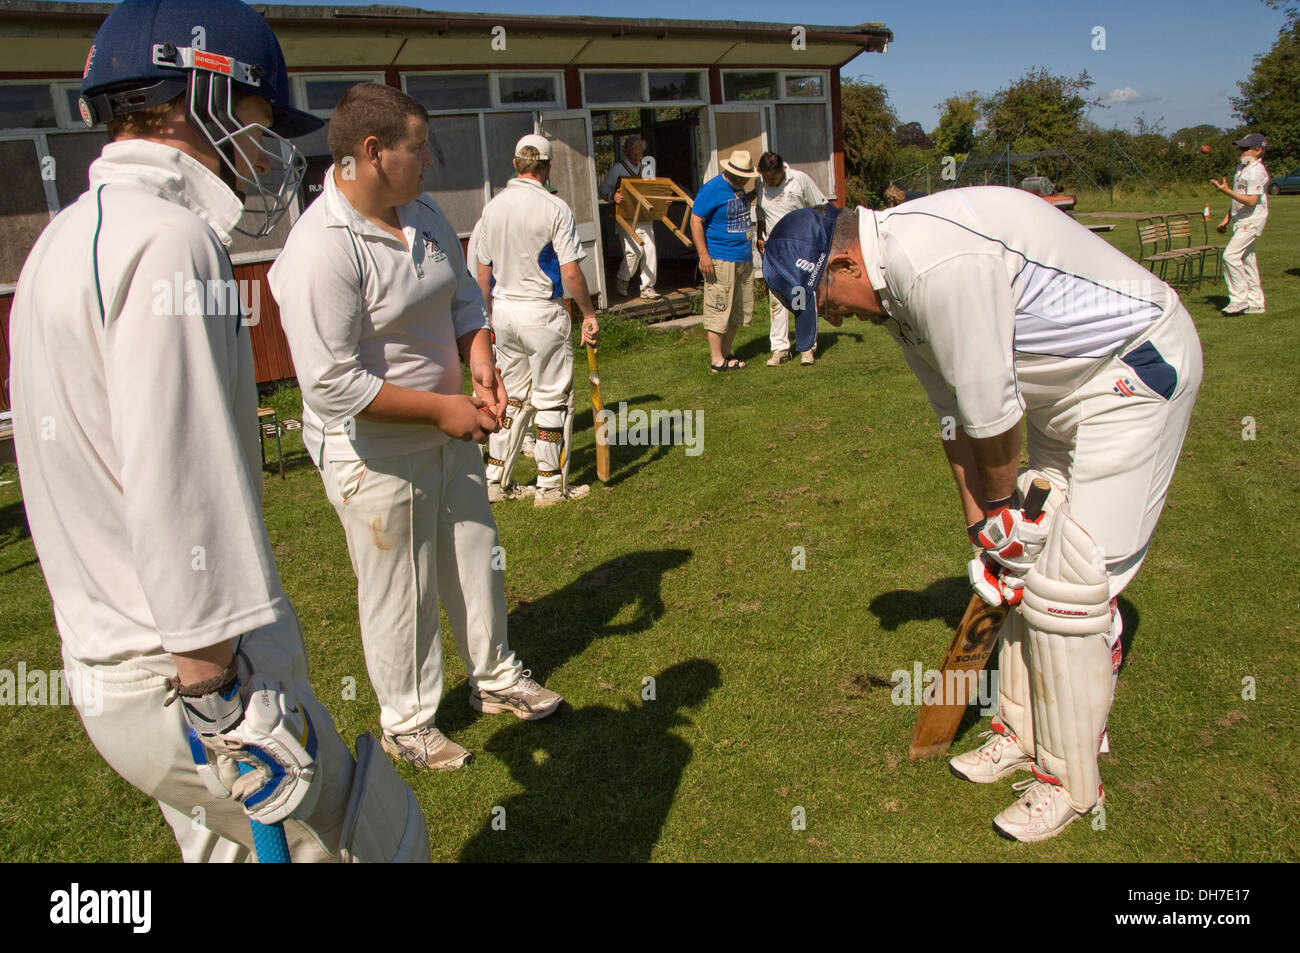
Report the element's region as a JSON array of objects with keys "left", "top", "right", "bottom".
[
  {"left": 339, "top": 733, "right": 431, "bottom": 863},
  {"left": 1021, "top": 505, "right": 1114, "bottom": 813},
  {"left": 996, "top": 610, "right": 1035, "bottom": 758}
]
